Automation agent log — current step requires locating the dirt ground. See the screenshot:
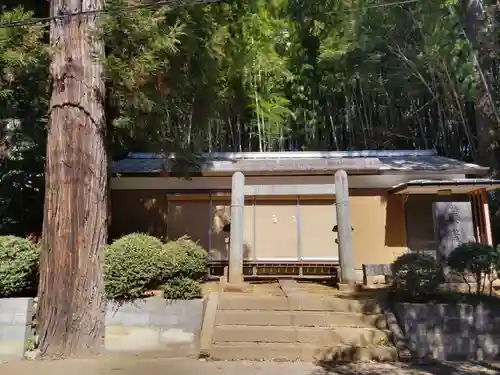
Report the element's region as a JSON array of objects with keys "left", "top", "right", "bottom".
[
  {"left": 202, "top": 281, "right": 284, "bottom": 296},
  {"left": 201, "top": 280, "right": 500, "bottom": 300},
  {"left": 201, "top": 280, "right": 389, "bottom": 299},
  {"left": 1, "top": 357, "right": 499, "bottom": 375}
]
